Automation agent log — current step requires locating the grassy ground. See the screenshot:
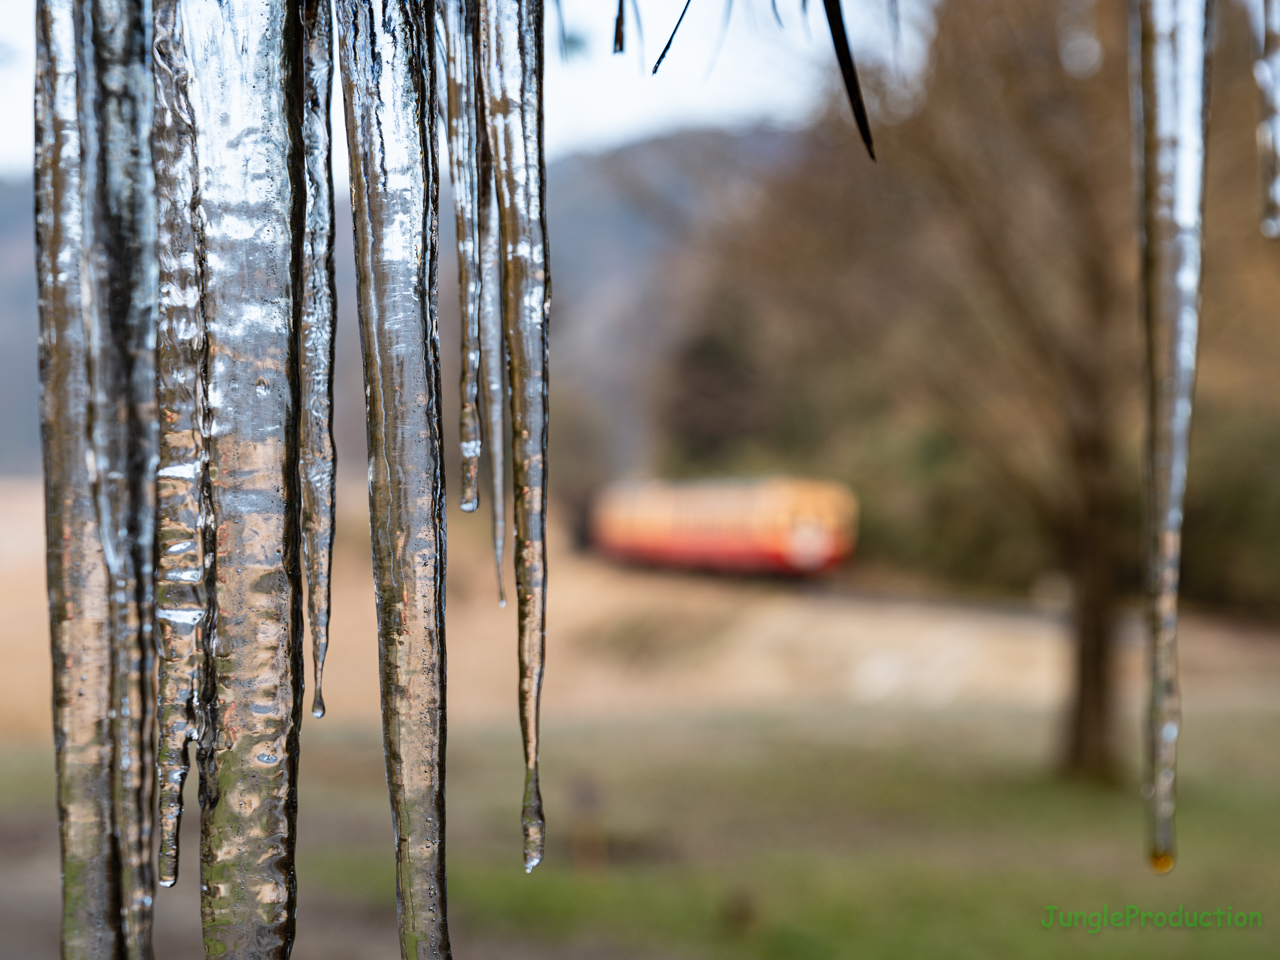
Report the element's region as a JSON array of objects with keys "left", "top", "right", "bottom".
[
  {"left": 289, "top": 705, "right": 1280, "bottom": 960},
  {"left": 9, "top": 470, "right": 1277, "bottom": 958},
  {"left": 3, "top": 705, "right": 1277, "bottom": 957}
]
